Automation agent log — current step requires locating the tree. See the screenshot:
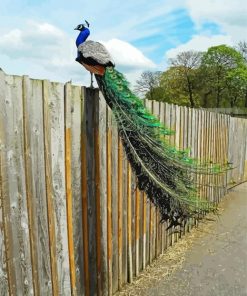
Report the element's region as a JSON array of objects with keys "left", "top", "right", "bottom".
[
  {"left": 226, "top": 68, "right": 247, "bottom": 107},
  {"left": 134, "top": 71, "right": 163, "bottom": 100},
  {"left": 168, "top": 51, "right": 203, "bottom": 107},
  {"left": 236, "top": 41, "right": 247, "bottom": 107},
  {"left": 135, "top": 44, "right": 247, "bottom": 109},
  {"left": 160, "top": 66, "right": 193, "bottom": 106},
  {"left": 201, "top": 45, "right": 245, "bottom": 107},
  {"left": 237, "top": 41, "right": 247, "bottom": 62}
]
